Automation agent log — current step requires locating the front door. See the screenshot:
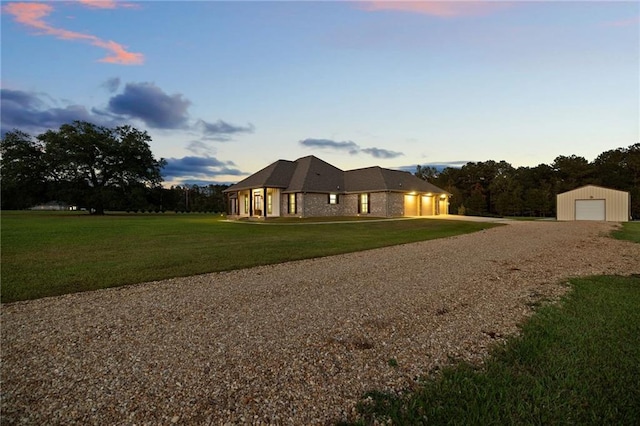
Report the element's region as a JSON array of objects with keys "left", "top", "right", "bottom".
[{"left": 254, "top": 194, "right": 263, "bottom": 216}]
